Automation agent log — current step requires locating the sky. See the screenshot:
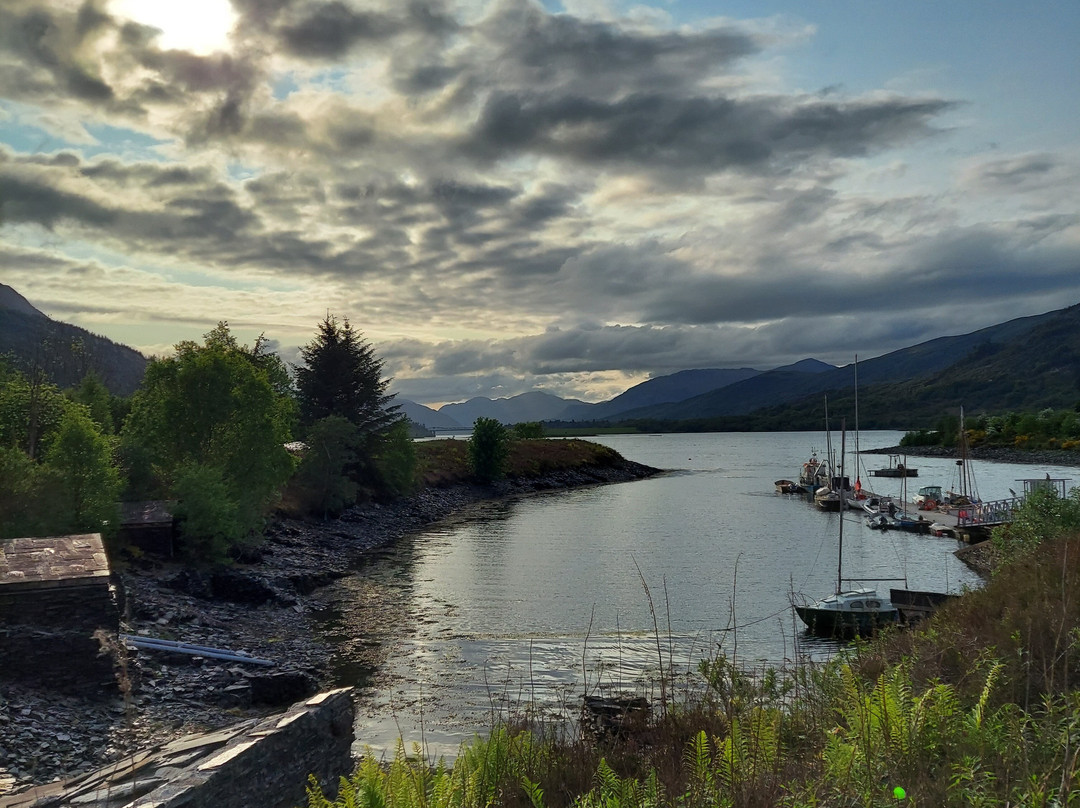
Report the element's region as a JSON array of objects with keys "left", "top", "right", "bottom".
[{"left": 1, "top": 0, "right": 1078, "bottom": 408}]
